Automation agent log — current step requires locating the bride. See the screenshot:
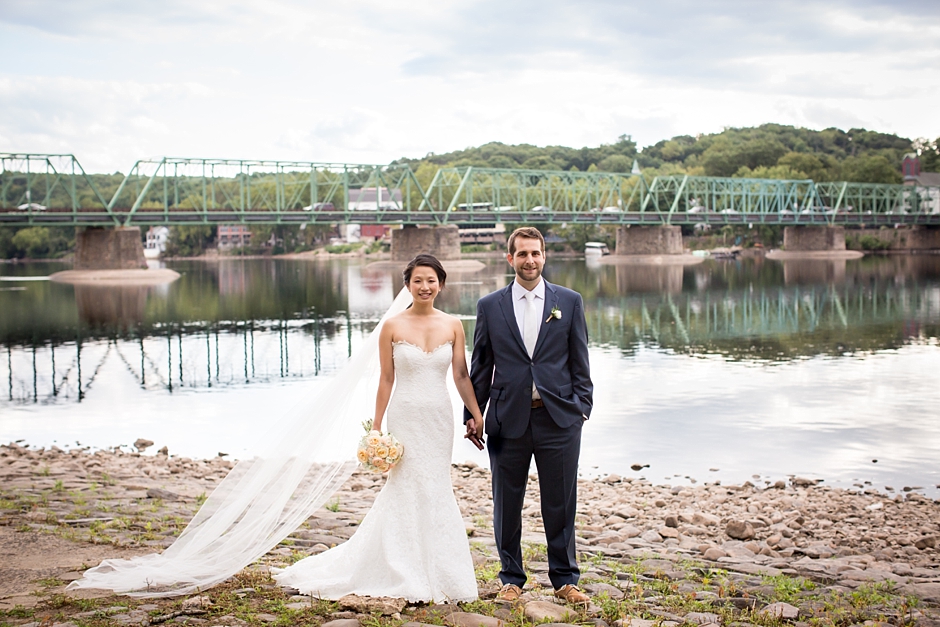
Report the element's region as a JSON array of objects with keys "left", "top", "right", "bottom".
[
  {"left": 274, "top": 253, "right": 484, "bottom": 601},
  {"left": 68, "top": 253, "right": 485, "bottom": 602}
]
